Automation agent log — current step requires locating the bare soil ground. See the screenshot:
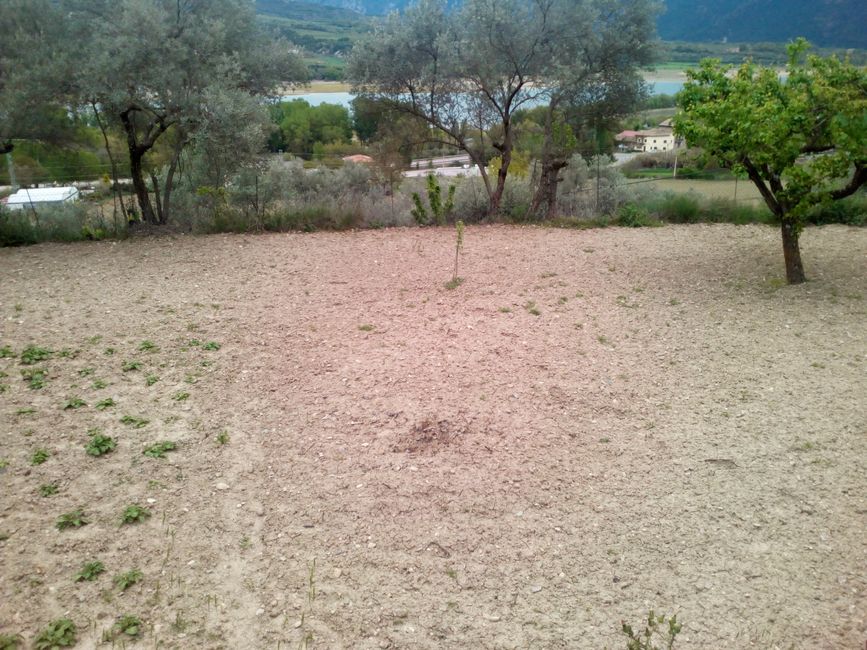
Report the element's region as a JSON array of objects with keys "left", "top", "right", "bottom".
[{"left": 1, "top": 224, "right": 865, "bottom": 649}]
